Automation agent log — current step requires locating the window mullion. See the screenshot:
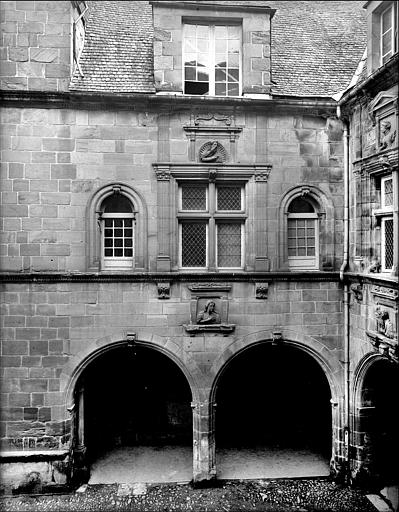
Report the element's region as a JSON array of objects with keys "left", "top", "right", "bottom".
[
  {"left": 210, "top": 25, "right": 215, "bottom": 96},
  {"left": 208, "top": 183, "right": 216, "bottom": 269}
]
